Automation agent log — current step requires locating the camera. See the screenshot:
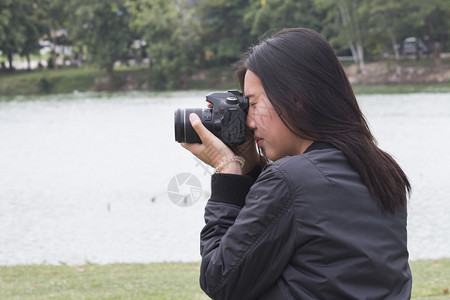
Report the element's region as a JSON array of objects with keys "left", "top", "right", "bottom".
[{"left": 174, "top": 90, "right": 249, "bottom": 146}]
